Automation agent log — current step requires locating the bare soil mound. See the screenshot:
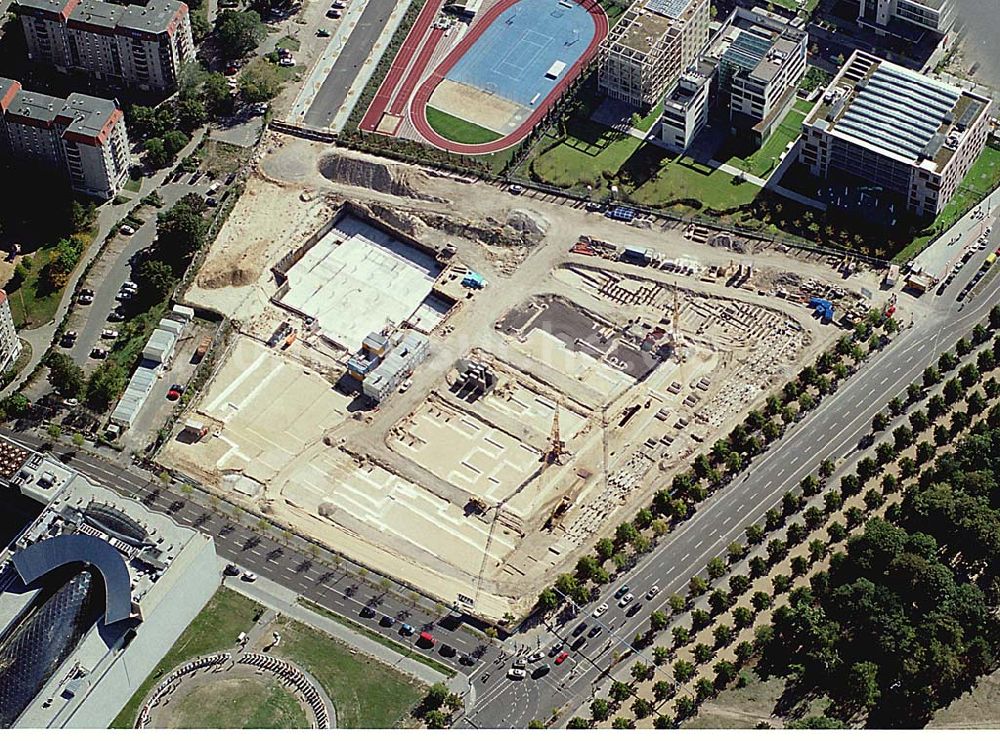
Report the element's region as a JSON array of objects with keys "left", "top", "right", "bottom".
[{"left": 318, "top": 154, "right": 445, "bottom": 203}]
